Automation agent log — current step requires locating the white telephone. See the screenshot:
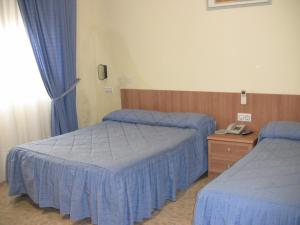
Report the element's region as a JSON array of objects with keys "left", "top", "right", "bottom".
[{"left": 215, "top": 123, "right": 246, "bottom": 135}]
